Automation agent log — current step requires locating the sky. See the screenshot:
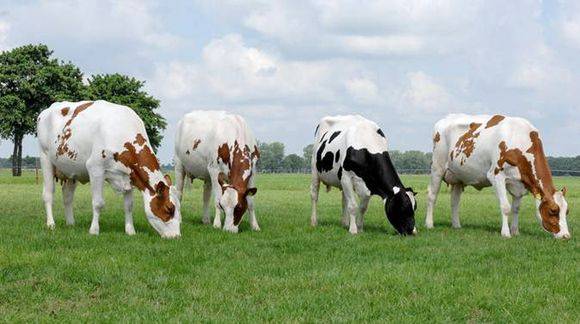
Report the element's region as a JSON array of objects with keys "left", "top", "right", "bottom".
[{"left": 0, "top": 0, "right": 579, "bottom": 163}]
